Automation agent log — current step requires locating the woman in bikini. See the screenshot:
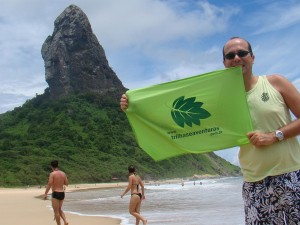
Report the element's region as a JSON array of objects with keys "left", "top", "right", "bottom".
[{"left": 121, "top": 165, "right": 147, "bottom": 225}]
